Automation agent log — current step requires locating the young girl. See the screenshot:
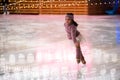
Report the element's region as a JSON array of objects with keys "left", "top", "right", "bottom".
[{"left": 64, "top": 13, "right": 86, "bottom": 64}]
